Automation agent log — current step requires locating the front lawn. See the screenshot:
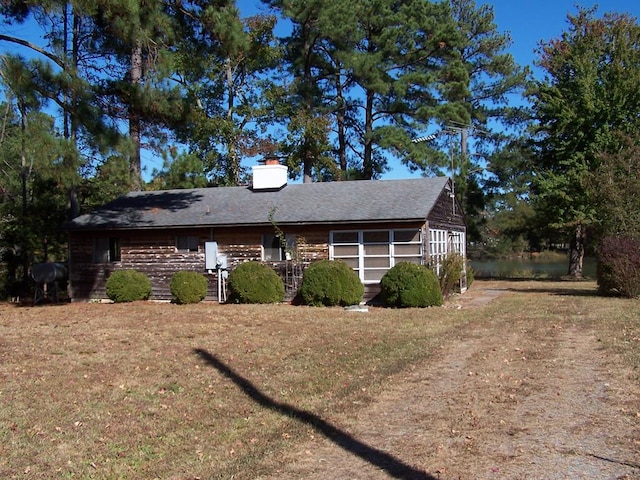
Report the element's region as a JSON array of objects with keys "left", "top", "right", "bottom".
[{"left": 0, "top": 280, "right": 638, "bottom": 479}]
